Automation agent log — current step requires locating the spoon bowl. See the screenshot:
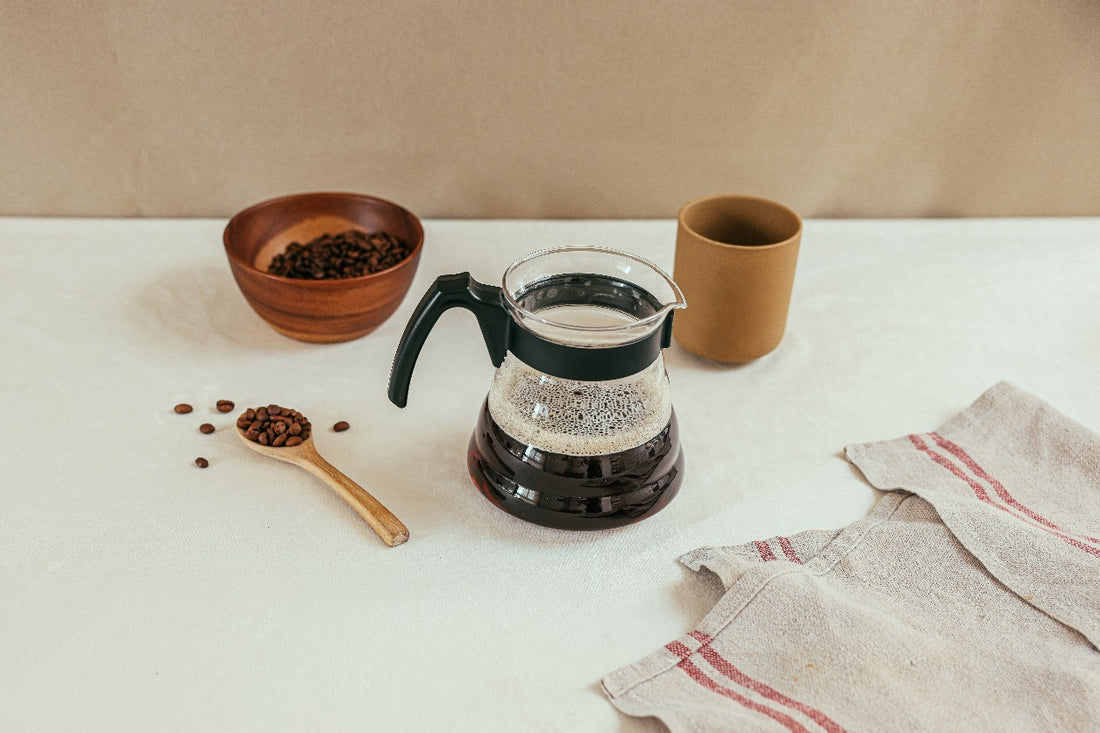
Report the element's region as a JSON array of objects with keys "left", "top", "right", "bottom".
[{"left": 236, "top": 428, "right": 409, "bottom": 547}]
